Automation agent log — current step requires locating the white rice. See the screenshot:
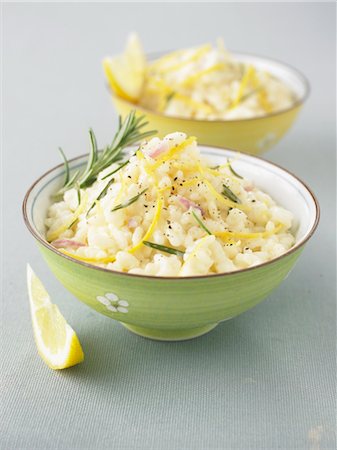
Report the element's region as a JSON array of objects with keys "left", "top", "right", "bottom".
[
  {"left": 46, "top": 133, "right": 295, "bottom": 277},
  {"left": 140, "top": 40, "right": 296, "bottom": 120}
]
